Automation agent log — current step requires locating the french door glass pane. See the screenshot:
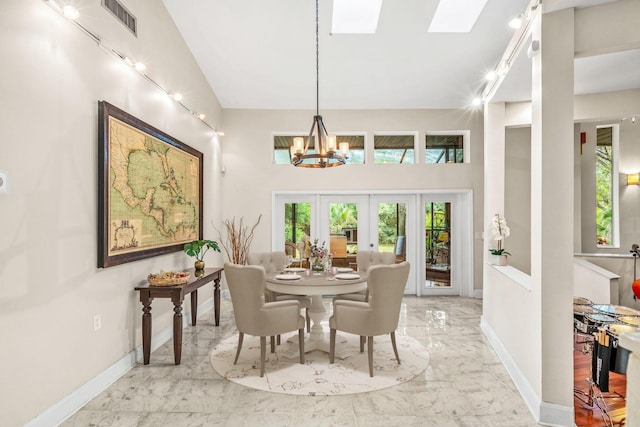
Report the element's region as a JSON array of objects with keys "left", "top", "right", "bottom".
[
  {"left": 425, "top": 201, "right": 451, "bottom": 287},
  {"left": 328, "top": 203, "right": 358, "bottom": 266},
  {"left": 284, "top": 202, "right": 311, "bottom": 246},
  {"left": 377, "top": 202, "right": 406, "bottom": 261}
]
